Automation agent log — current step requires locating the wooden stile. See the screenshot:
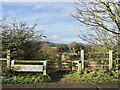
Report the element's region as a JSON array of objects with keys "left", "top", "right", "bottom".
[{"left": 11, "top": 60, "right": 48, "bottom": 75}]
